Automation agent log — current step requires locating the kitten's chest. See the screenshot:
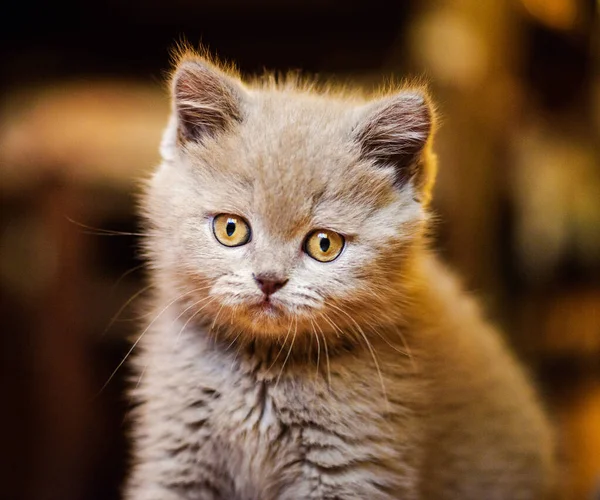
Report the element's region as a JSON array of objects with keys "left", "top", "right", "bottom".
[
  {"left": 207, "top": 374, "right": 306, "bottom": 497},
  {"left": 217, "top": 378, "right": 283, "bottom": 442},
  {"left": 210, "top": 373, "right": 312, "bottom": 463},
  {"left": 201, "top": 359, "right": 419, "bottom": 499}
]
